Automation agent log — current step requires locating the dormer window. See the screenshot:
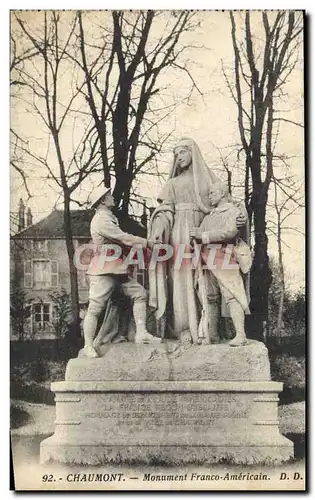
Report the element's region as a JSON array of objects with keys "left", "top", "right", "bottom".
[
  {"left": 33, "top": 240, "right": 47, "bottom": 252},
  {"left": 23, "top": 240, "right": 32, "bottom": 251}
]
